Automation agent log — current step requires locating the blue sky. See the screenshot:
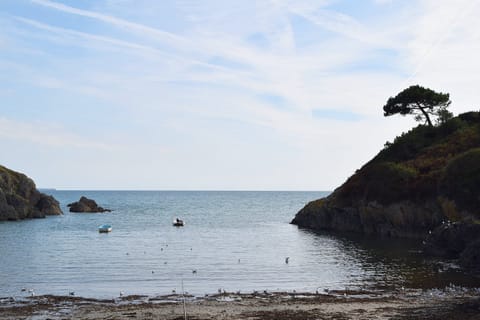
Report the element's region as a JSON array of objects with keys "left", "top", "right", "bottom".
[{"left": 1, "top": 0, "right": 479, "bottom": 190}]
